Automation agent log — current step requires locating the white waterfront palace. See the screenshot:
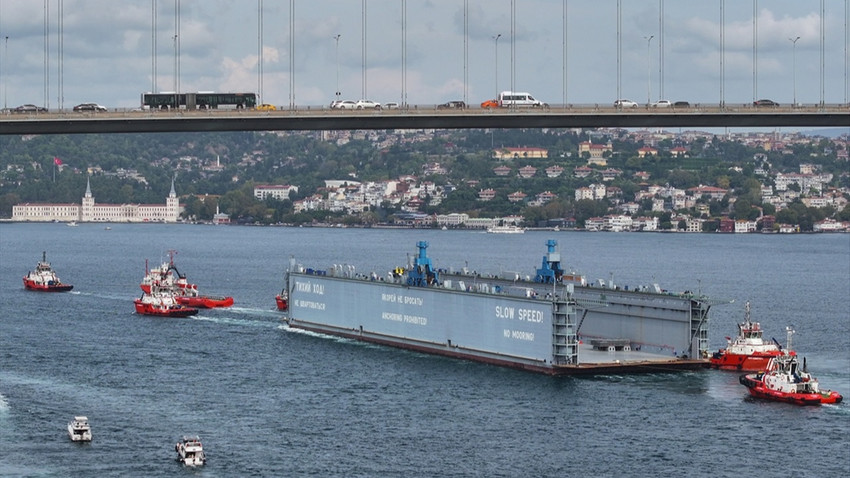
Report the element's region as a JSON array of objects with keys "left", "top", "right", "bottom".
[{"left": 13, "top": 177, "right": 182, "bottom": 223}]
